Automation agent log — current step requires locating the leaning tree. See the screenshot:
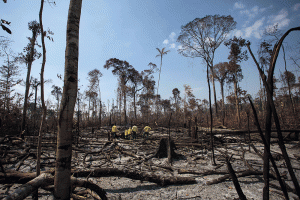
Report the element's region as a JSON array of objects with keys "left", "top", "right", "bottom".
[
  {"left": 177, "top": 15, "right": 236, "bottom": 165},
  {"left": 247, "top": 26, "right": 300, "bottom": 200}
]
